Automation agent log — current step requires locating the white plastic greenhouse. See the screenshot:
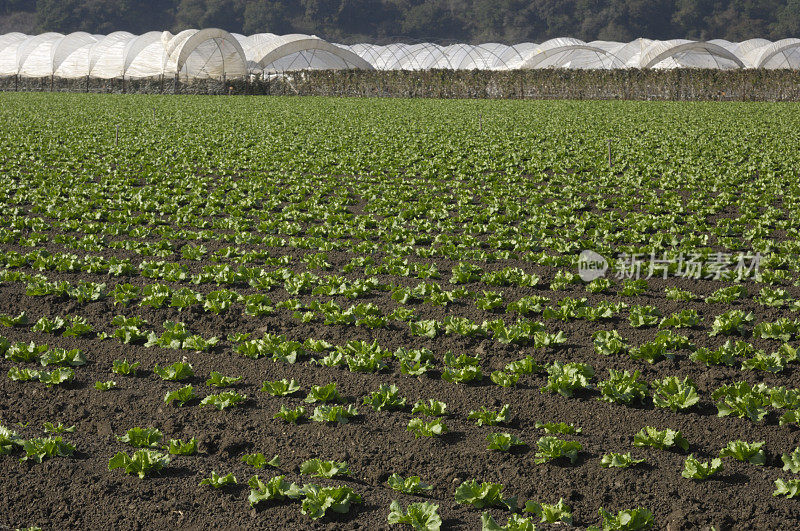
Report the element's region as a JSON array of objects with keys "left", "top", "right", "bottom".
[{"left": 1, "top": 30, "right": 799, "bottom": 80}]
